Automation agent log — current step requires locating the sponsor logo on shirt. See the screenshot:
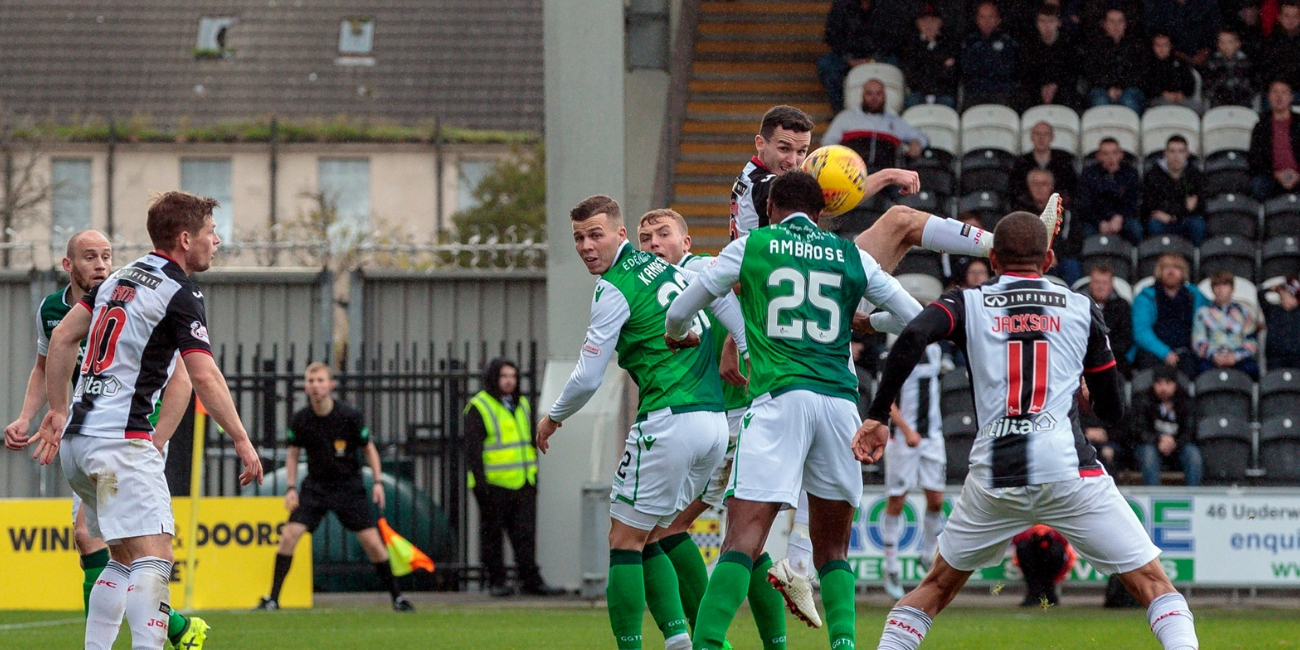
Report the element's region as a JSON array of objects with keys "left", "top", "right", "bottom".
[
  {"left": 581, "top": 340, "right": 601, "bottom": 358},
  {"left": 334, "top": 439, "right": 347, "bottom": 457},
  {"left": 982, "top": 290, "right": 1067, "bottom": 309},
  {"left": 75, "top": 374, "right": 122, "bottom": 397},
  {"left": 109, "top": 267, "right": 163, "bottom": 290},
  {"left": 190, "top": 321, "right": 210, "bottom": 344},
  {"left": 979, "top": 412, "right": 1059, "bottom": 439}
]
